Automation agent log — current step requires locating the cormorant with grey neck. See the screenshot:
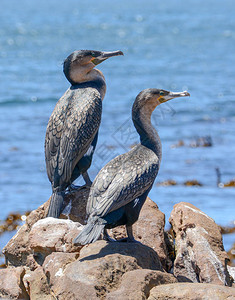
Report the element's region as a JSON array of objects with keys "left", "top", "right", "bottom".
[{"left": 74, "top": 88, "right": 190, "bottom": 245}]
